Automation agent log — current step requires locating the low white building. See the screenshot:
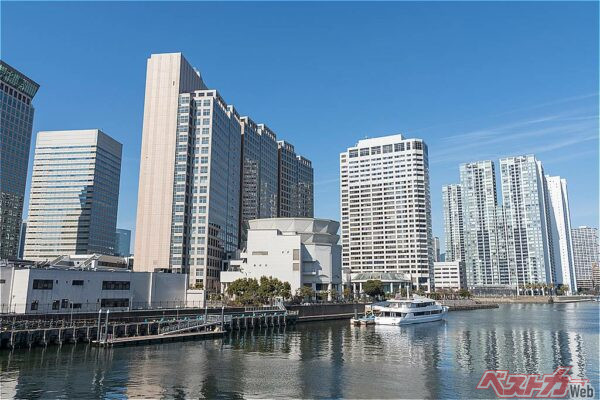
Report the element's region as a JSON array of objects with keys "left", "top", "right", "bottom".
[
  {"left": 221, "top": 218, "right": 342, "bottom": 297},
  {"left": 433, "top": 261, "right": 466, "bottom": 291},
  {"left": 0, "top": 263, "right": 188, "bottom": 314}
]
